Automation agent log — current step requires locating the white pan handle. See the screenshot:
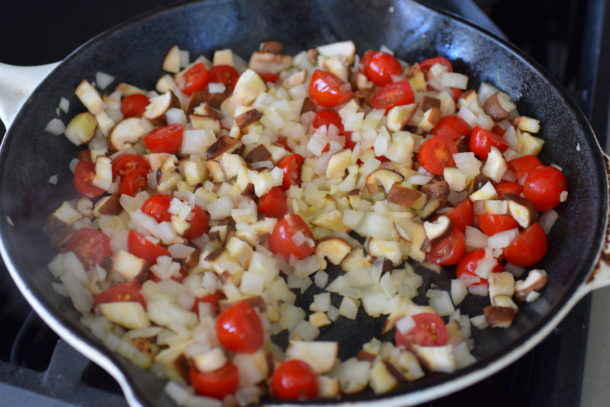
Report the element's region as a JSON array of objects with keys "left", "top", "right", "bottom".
[{"left": 0, "top": 62, "right": 60, "bottom": 128}]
